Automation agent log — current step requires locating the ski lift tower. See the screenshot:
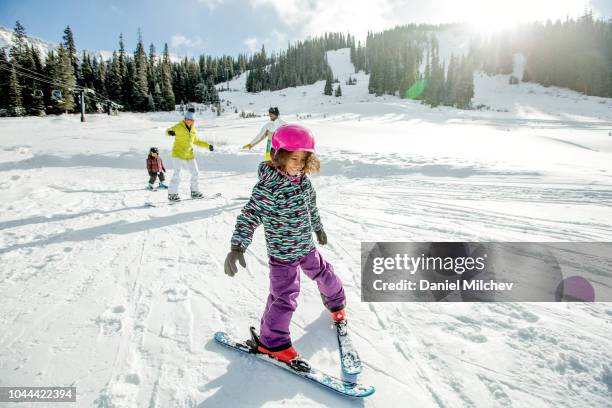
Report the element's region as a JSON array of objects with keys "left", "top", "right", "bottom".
[{"left": 80, "top": 89, "right": 85, "bottom": 122}]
